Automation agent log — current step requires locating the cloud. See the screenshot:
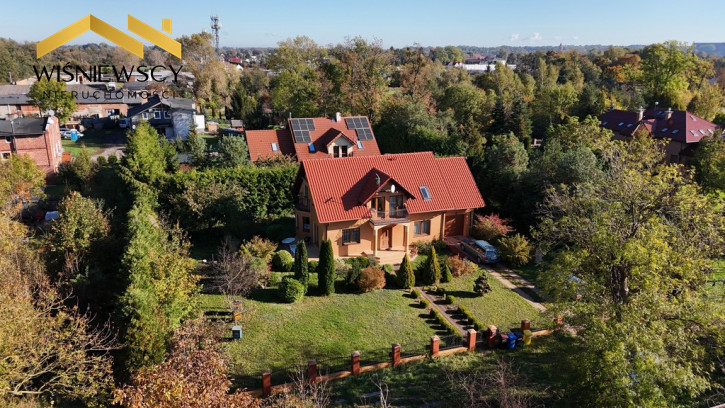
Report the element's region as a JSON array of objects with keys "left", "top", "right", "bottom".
[
  {"left": 573, "top": 35, "right": 580, "bottom": 40},
  {"left": 509, "top": 33, "right": 519, "bottom": 41},
  {"left": 528, "top": 32, "right": 542, "bottom": 41}
]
